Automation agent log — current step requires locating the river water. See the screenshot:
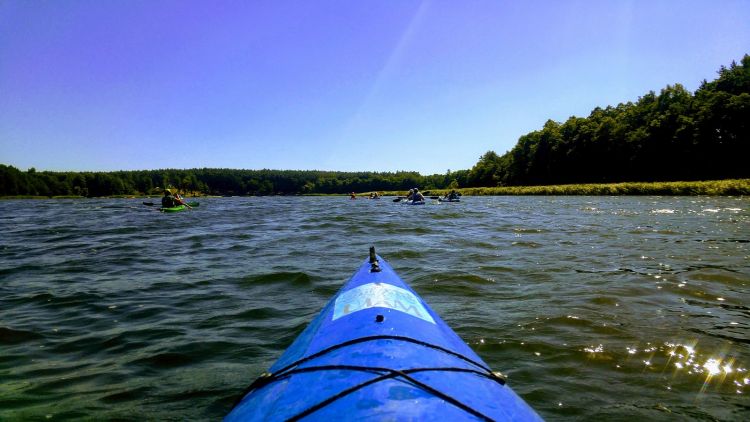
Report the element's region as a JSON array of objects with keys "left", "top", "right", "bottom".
[{"left": 1, "top": 196, "right": 748, "bottom": 420}]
